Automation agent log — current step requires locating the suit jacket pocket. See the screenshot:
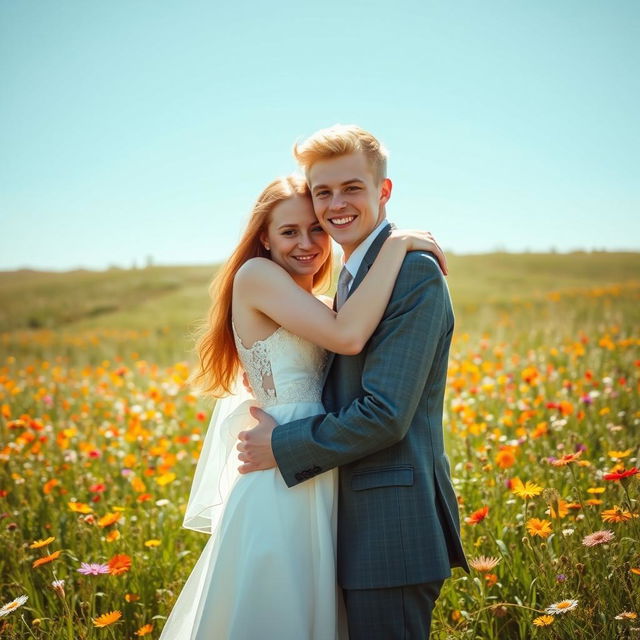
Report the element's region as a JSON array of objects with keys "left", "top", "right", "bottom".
[{"left": 351, "top": 465, "right": 414, "bottom": 491}]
